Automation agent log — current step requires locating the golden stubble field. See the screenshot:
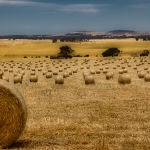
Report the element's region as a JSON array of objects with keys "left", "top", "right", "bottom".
[
  {"left": 0, "top": 39, "right": 150, "bottom": 57},
  {"left": 1, "top": 56, "right": 150, "bottom": 150}
]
